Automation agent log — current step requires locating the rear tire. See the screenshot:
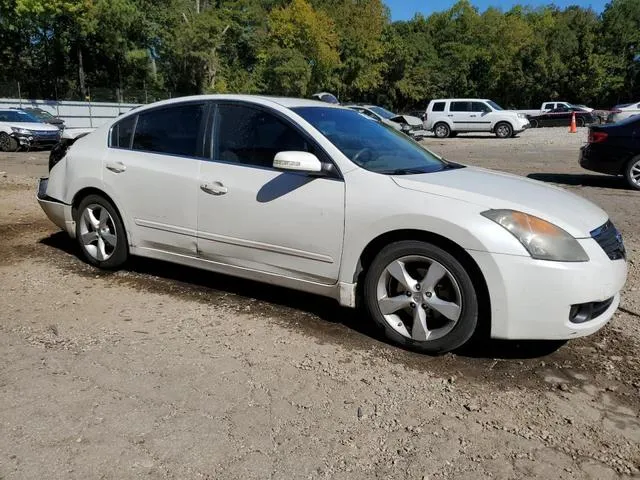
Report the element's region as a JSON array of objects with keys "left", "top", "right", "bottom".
[
  {"left": 363, "top": 240, "right": 479, "bottom": 354},
  {"left": 529, "top": 119, "right": 538, "bottom": 128},
  {"left": 0, "top": 132, "right": 18, "bottom": 152},
  {"left": 494, "top": 122, "right": 513, "bottom": 139},
  {"left": 433, "top": 123, "right": 451, "bottom": 139},
  {"left": 75, "top": 194, "right": 128, "bottom": 269},
  {"left": 624, "top": 155, "right": 640, "bottom": 191}
]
